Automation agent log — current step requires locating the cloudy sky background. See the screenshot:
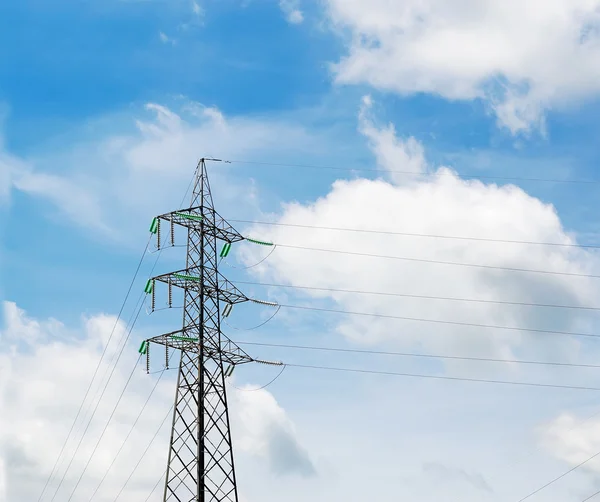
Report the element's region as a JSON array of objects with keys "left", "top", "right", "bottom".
[{"left": 5, "top": 0, "right": 600, "bottom": 501}]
